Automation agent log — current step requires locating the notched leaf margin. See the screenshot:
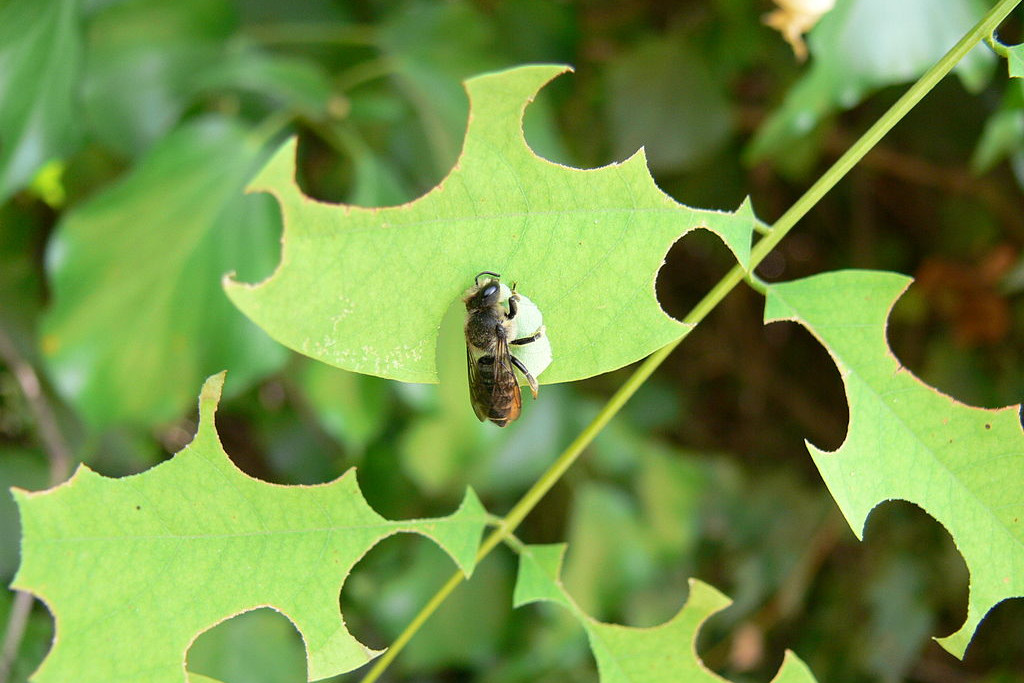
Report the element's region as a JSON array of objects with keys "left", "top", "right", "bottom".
[
  {"left": 223, "top": 64, "right": 760, "bottom": 385},
  {"left": 12, "top": 372, "right": 488, "bottom": 682},
  {"left": 763, "top": 270, "right": 1024, "bottom": 659},
  {"left": 513, "top": 544, "right": 818, "bottom": 682}
]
